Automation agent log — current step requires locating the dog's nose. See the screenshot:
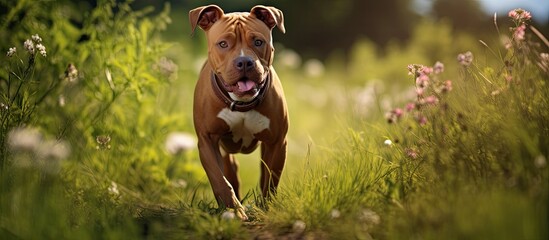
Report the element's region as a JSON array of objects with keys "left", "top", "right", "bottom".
[{"left": 234, "top": 56, "right": 255, "bottom": 72}]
